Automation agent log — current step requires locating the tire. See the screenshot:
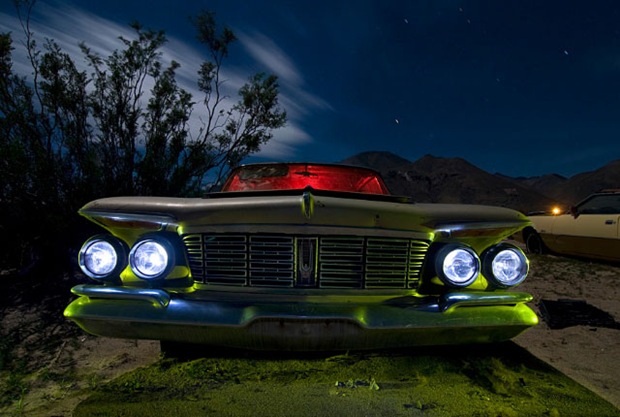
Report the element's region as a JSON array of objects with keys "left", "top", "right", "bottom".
[{"left": 525, "top": 231, "right": 546, "bottom": 254}]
